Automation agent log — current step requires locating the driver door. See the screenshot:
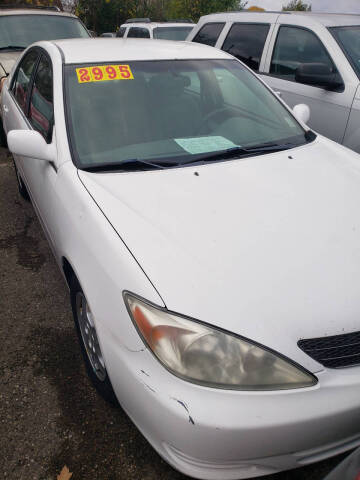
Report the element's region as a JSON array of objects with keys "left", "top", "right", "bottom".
[
  {"left": 263, "top": 24, "right": 356, "bottom": 144},
  {"left": 4, "top": 49, "right": 58, "bottom": 250},
  {"left": 2, "top": 49, "right": 39, "bottom": 141},
  {"left": 21, "top": 53, "right": 58, "bottom": 247}
]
